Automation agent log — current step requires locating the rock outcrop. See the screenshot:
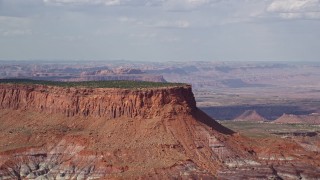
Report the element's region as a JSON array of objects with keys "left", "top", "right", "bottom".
[
  {"left": 234, "top": 110, "right": 266, "bottom": 122},
  {"left": 274, "top": 113, "right": 320, "bottom": 124},
  {"left": 0, "top": 83, "right": 319, "bottom": 179},
  {"left": 0, "top": 83, "right": 241, "bottom": 179},
  {"left": 0, "top": 84, "right": 195, "bottom": 119}
]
